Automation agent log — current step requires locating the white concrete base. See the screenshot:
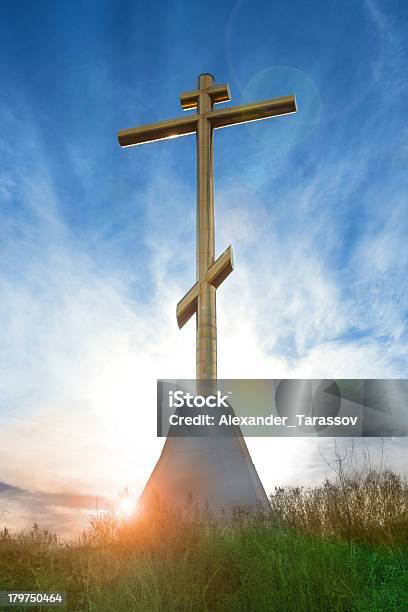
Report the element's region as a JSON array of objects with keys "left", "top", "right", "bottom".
[{"left": 140, "top": 433, "right": 269, "bottom": 513}]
